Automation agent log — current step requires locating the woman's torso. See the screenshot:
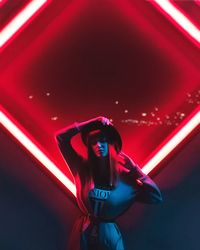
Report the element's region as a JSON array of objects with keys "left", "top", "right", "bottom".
[{"left": 75, "top": 161, "right": 139, "bottom": 221}]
